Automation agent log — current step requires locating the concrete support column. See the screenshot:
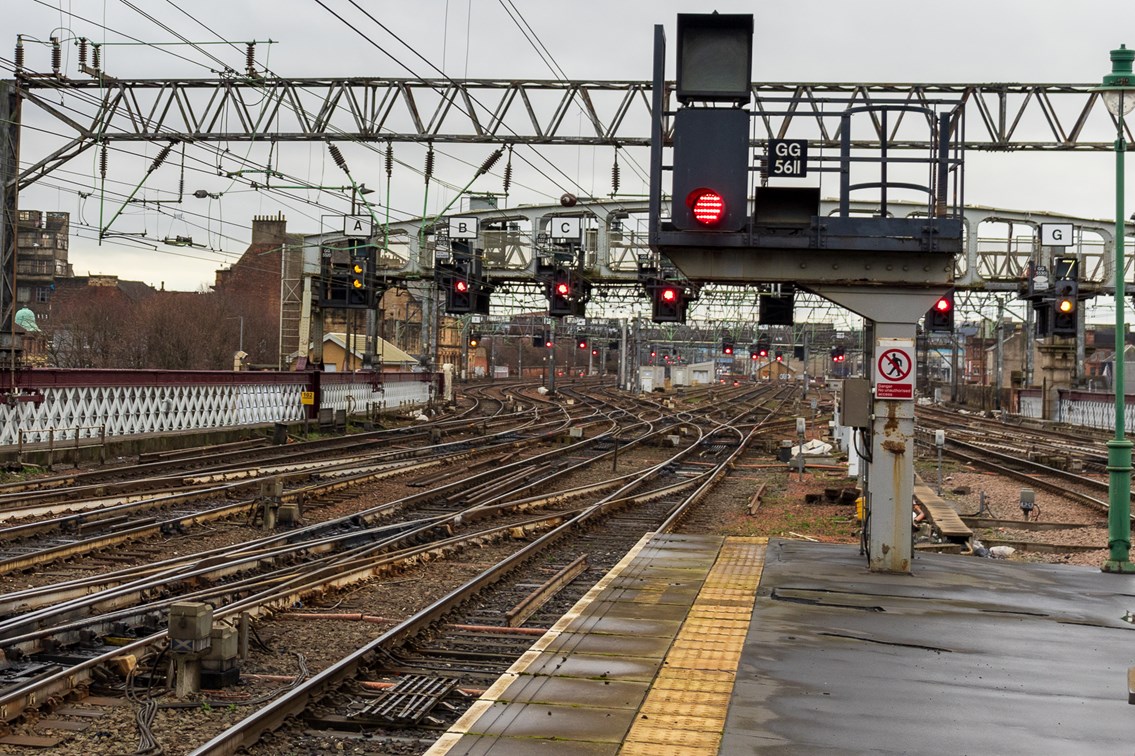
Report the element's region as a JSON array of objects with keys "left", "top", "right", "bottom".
[{"left": 1037, "top": 339, "right": 1075, "bottom": 421}]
